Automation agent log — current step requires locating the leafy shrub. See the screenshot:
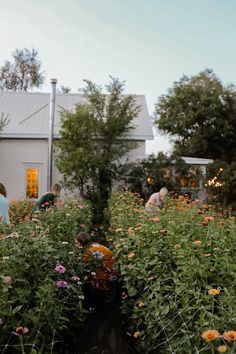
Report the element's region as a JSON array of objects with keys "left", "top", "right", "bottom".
[
  {"left": 110, "top": 191, "right": 236, "bottom": 353},
  {"left": 0, "top": 199, "right": 92, "bottom": 353}
]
